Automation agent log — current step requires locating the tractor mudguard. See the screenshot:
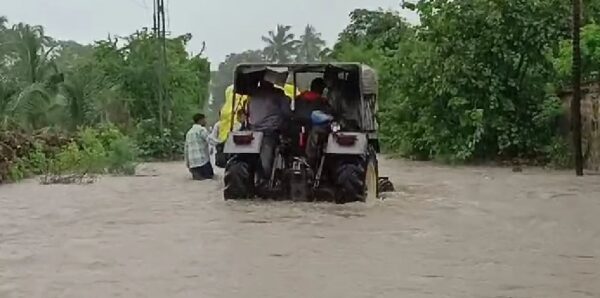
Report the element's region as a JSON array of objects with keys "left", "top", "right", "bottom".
[
  {"left": 224, "top": 131, "right": 263, "bottom": 154},
  {"left": 324, "top": 132, "right": 368, "bottom": 155}
]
